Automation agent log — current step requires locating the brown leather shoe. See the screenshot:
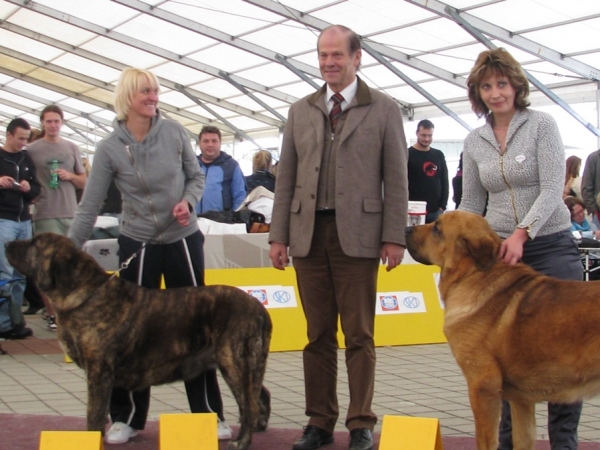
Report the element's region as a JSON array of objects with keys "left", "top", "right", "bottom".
[
  {"left": 348, "top": 428, "right": 373, "bottom": 450},
  {"left": 292, "top": 425, "right": 334, "bottom": 450}
]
